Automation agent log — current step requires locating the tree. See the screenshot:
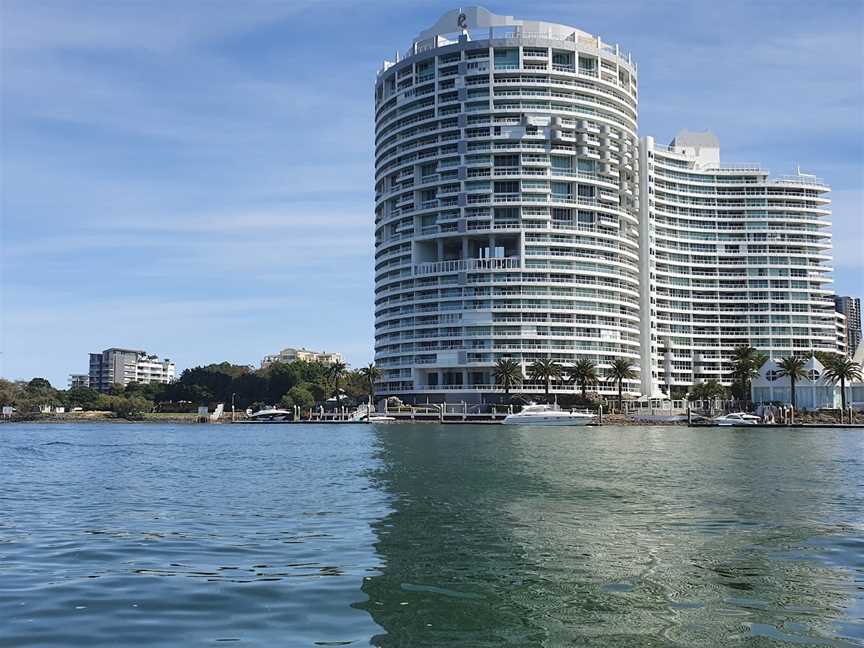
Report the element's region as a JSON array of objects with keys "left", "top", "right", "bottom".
[
  {"left": 821, "top": 356, "right": 863, "bottom": 413},
  {"left": 606, "top": 357, "right": 636, "bottom": 412},
  {"left": 777, "top": 355, "right": 808, "bottom": 409},
  {"left": 280, "top": 384, "right": 315, "bottom": 411},
  {"left": 729, "top": 346, "right": 768, "bottom": 400},
  {"left": 64, "top": 387, "right": 101, "bottom": 410},
  {"left": 688, "top": 380, "right": 727, "bottom": 402},
  {"left": 569, "top": 359, "right": 598, "bottom": 399},
  {"left": 493, "top": 358, "right": 523, "bottom": 396},
  {"left": 26, "top": 378, "right": 53, "bottom": 392},
  {"left": 327, "top": 361, "right": 348, "bottom": 408},
  {"left": 358, "top": 363, "right": 382, "bottom": 408},
  {"left": 0, "top": 379, "right": 25, "bottom": 408},
  {"left": 263, "top": 362, "right": 301, "bottom": 403},
  {"left": 528, "top": 358, "right": 562, "bottom": 398}
]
